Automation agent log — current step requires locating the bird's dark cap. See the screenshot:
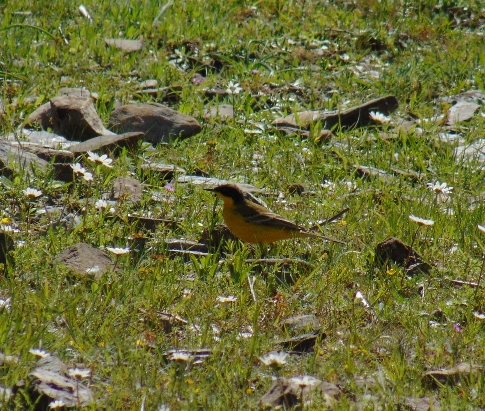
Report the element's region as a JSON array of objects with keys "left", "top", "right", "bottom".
[{"left": 205, "top": 184, "right": 245, "bottom": 203}]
